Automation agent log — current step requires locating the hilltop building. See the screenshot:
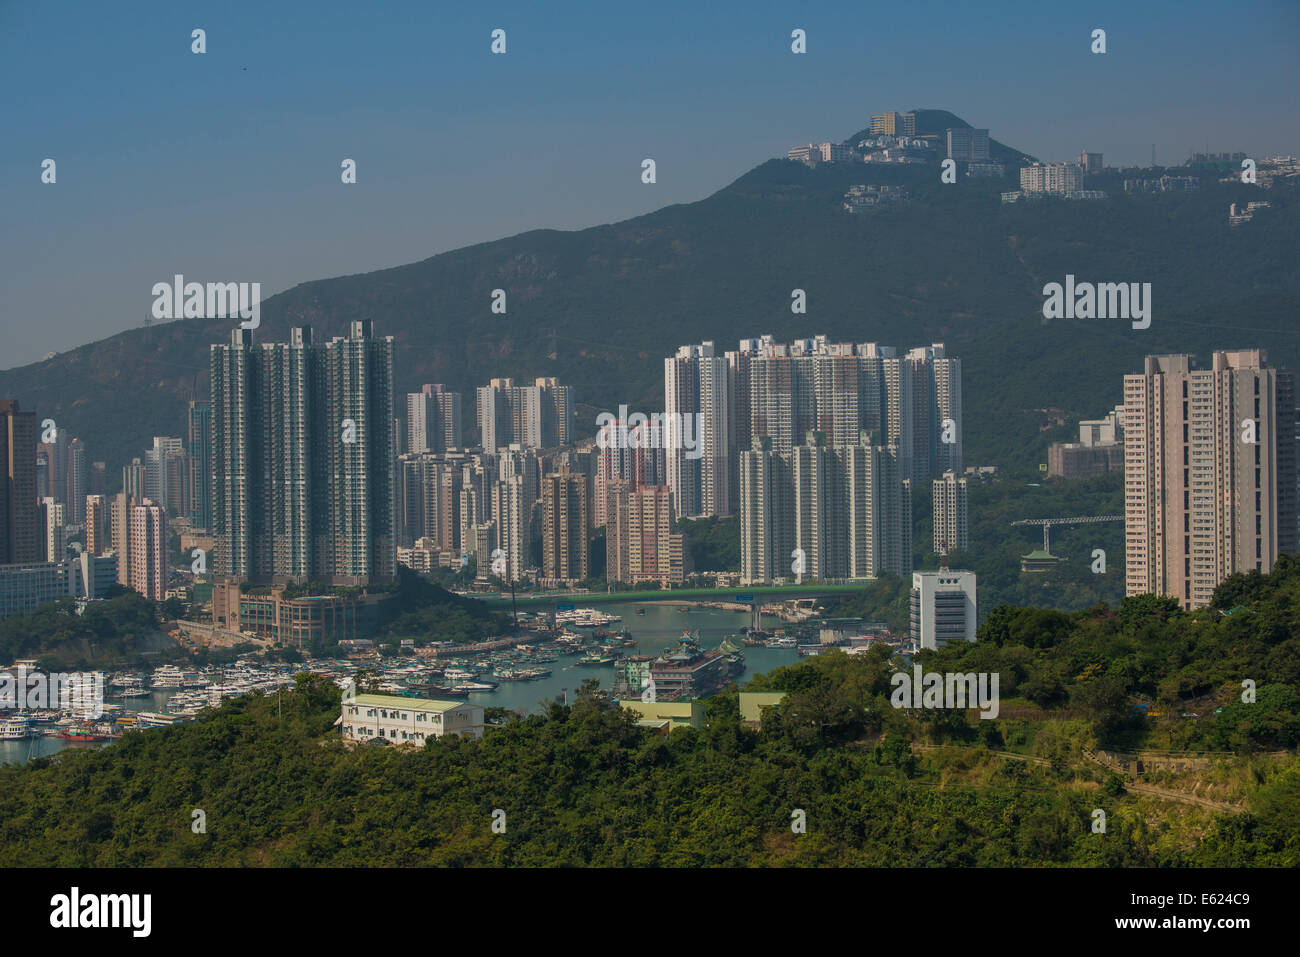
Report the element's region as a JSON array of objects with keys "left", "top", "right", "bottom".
[
  {"left": 946, "top": 127, "right": 990, "bottom": 162},
  {"left": 1020, "top": 162, "right": 1084, "bottom": 194},
  {"left": 869, "top": 112, "right": 917, "bottom": 136},
  {"left": 1048, "top": 405, "right": 1126, "bottom": 479},
  {"left": 342, "top": 693, "right": 484, "bottom": 744}
]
